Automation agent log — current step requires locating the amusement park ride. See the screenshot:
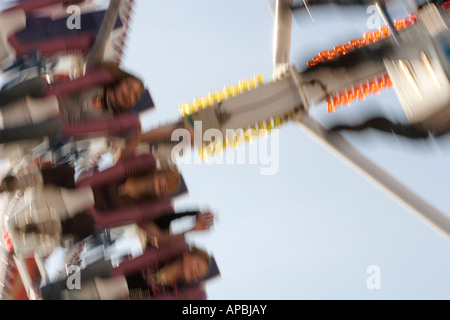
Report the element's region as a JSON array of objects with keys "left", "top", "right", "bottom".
[
  {"left": 175, "top": 0, "right": 450, "bottom": 241},
  {"left": 0, "top": 0, "right": 449, "bottom": 300}
]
